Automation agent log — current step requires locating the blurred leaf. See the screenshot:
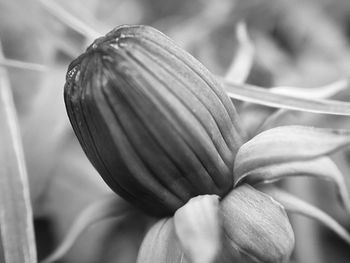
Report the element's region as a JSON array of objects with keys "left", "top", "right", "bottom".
[
  {"left": 221, "top": 80, "right": 350, "bottom": 116},
  {"left": 36, "top": 0, "right": 103, "bottom": 41},
  {"left": 41, "top": 195, "right": 132, "bottom": 263},
  {"left": 0, "top": 59, "right": 47, "bottom": 72},
  {"left": 0, "top": 42, "right": 36, "bottom": 263},
  {"left": 224, "top": 22, "right": 254, "bottom": 84},
  {"left": 262, "top": 186, "right": 350, "bottom": 245},
  {"left": 270, "top": 79, "right": 349, "bottom": 99}
]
